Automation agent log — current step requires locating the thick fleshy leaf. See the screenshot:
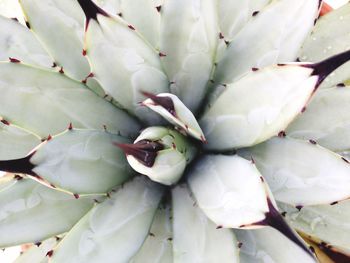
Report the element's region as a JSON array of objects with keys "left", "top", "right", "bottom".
[
  {"left": 218, "top": 0, "right": 271, "bottom": 41},
  {"left": 94, "top": 0, "right": 163, "bottom": 49},
  {"left": 120, "top": 127, "right": 197, "bottom": 185},
  {"left": 13, "top": 237, "right": 60, "bottom": 263},
  {"left": 0, "top": 0, "right": 26, "bottom": 24},
  {"left": 19, "top": 0, "right": 90, "bottom": 80},
  {"left": 287, "top": 86, "right": 350, "bottom": 152},
  {"left": 279, "top": 201, "right": 350, "bottom": 255},
  {"left": 214, "top": 0, "right": 319, "bottom": 84},
  {"left": 236, "top": 227, "right": 316, "bottom": 263},
  {"left": 241, "top": 137, "right": 350, "bottom": 205},
  {"left": 14, "top": 129, "right": 133, "bottom": 194},
  {"left": 79, "top": 0, "right": 168, "bottom": 123},
  {"left": 131, "top": 203, "right": 173, "bottom": 263},
  {"left": 201, "top": 65, "right": 317, "bottom": 150},
  {"left": 0, "top": 62, "right": 140, "bottom": 138},
  {"left": 141, "top": 92, "right": 206, "bottom": 141},
  {"left": 50, "top": 177, "right": 164, "bottom": 263},
  {"left": 0, "top": 16, "right": 52, "bottom": 67},
  {"left": 0, "top": 122, "right": 40, "bottom": 159},
  {"left": 187, "top": 154, "right": 270, "bottom": 228},
  {"left": 93, "top": 0, "right": 121, "bottom": 14},
  {"left": 172, "top": 185, "right": 240, "bottom": 262},
  {"left": 298, "top": 3, "right": 350, "bottom": 88},
  {"left": 159, "top": 0, "right": 218, "bottom": 112},
  {"left": 202, "top": 48, "right": 350, "bottom": 150},
  {"left": 215, "top": 0, "right": 271, "bottom": 63},
  {"left": 187, "top": 154, "right": 313, "bottom": 256},
  {"left": 0, "top": 175, "right": 94, "bottom": 248}
]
